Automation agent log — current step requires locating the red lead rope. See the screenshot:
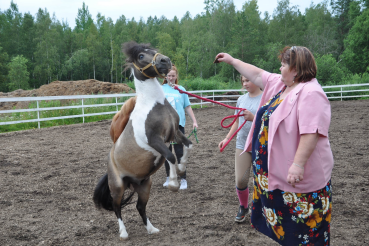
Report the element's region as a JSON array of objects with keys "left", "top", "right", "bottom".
[{"left": 173, "top": 85, "right": 247, "bottom": 152}]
